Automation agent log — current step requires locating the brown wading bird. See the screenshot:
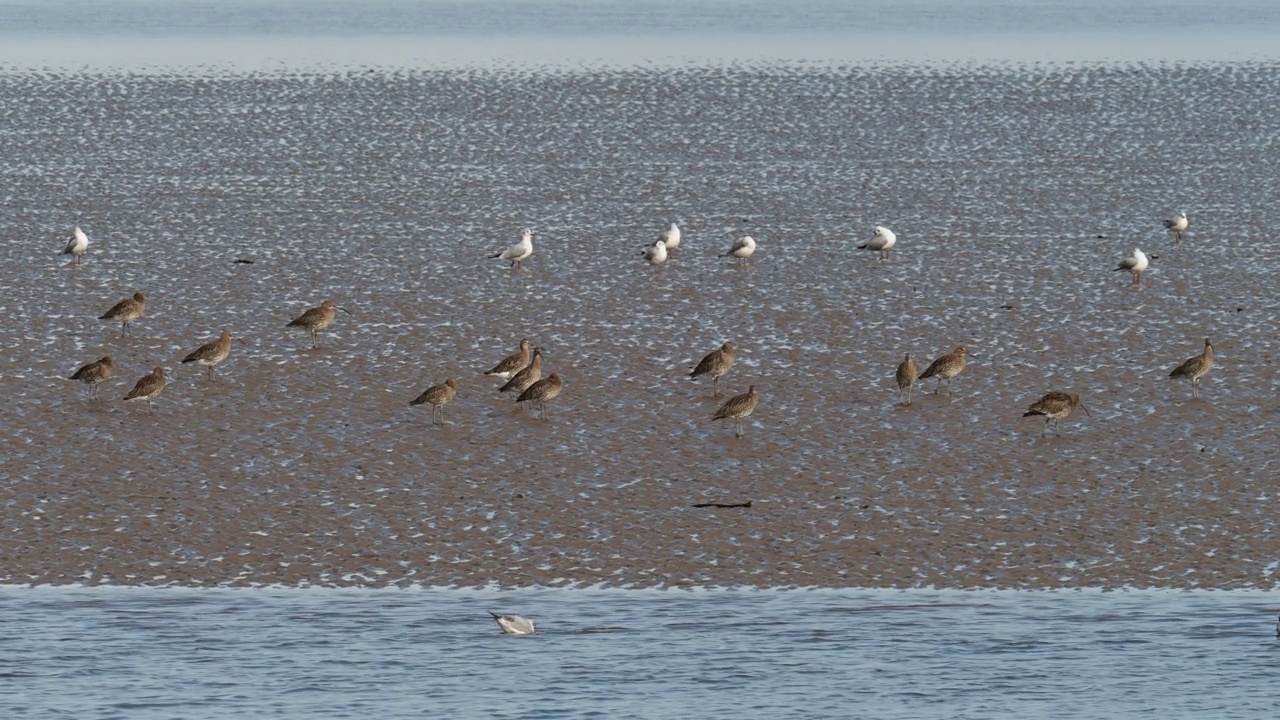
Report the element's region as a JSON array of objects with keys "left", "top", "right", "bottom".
[
  {"left": 713, "top": 385, "right": 760, "bottom": 438},
  {"left": 689, "top": 341, "right": 735, "bottom": 397},
  {"left": 99, "top": 292, "right": 146, "bottom": 337},
  {"left": 69, "top": 356, "right": 114, "bottom": 399},
  {"left": 124, "top": 366, "right": 166, "bottom": 414},
  {"left": 517, "top": 372, "right": 563, "bottom": 420},
  {"left": 1169, "top": 338, "right": 1214, "bottom": 399},
  {"left": 500, "top": 346, "right": 544, "bottom": 399},
  {"left": 287, "top": 300, "right": 352, "bottom": 349},
  {"left": 919, "top": 346, "right": 978, "bottom": 395},
  {"left": 485, "top": 339, "right": 532, "bottom": 380},
  {"left": 410, "top": 378, "right": 458, "bottom": 425},
  {"left": 181, "top": 330, "right": 246, "bottom": 381},
  {"left": 896, "top": 352, "right": 919, "bottom": 405},
  {"left": 1023, "top": 392, "right": 1090, "bottom": 436}
]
